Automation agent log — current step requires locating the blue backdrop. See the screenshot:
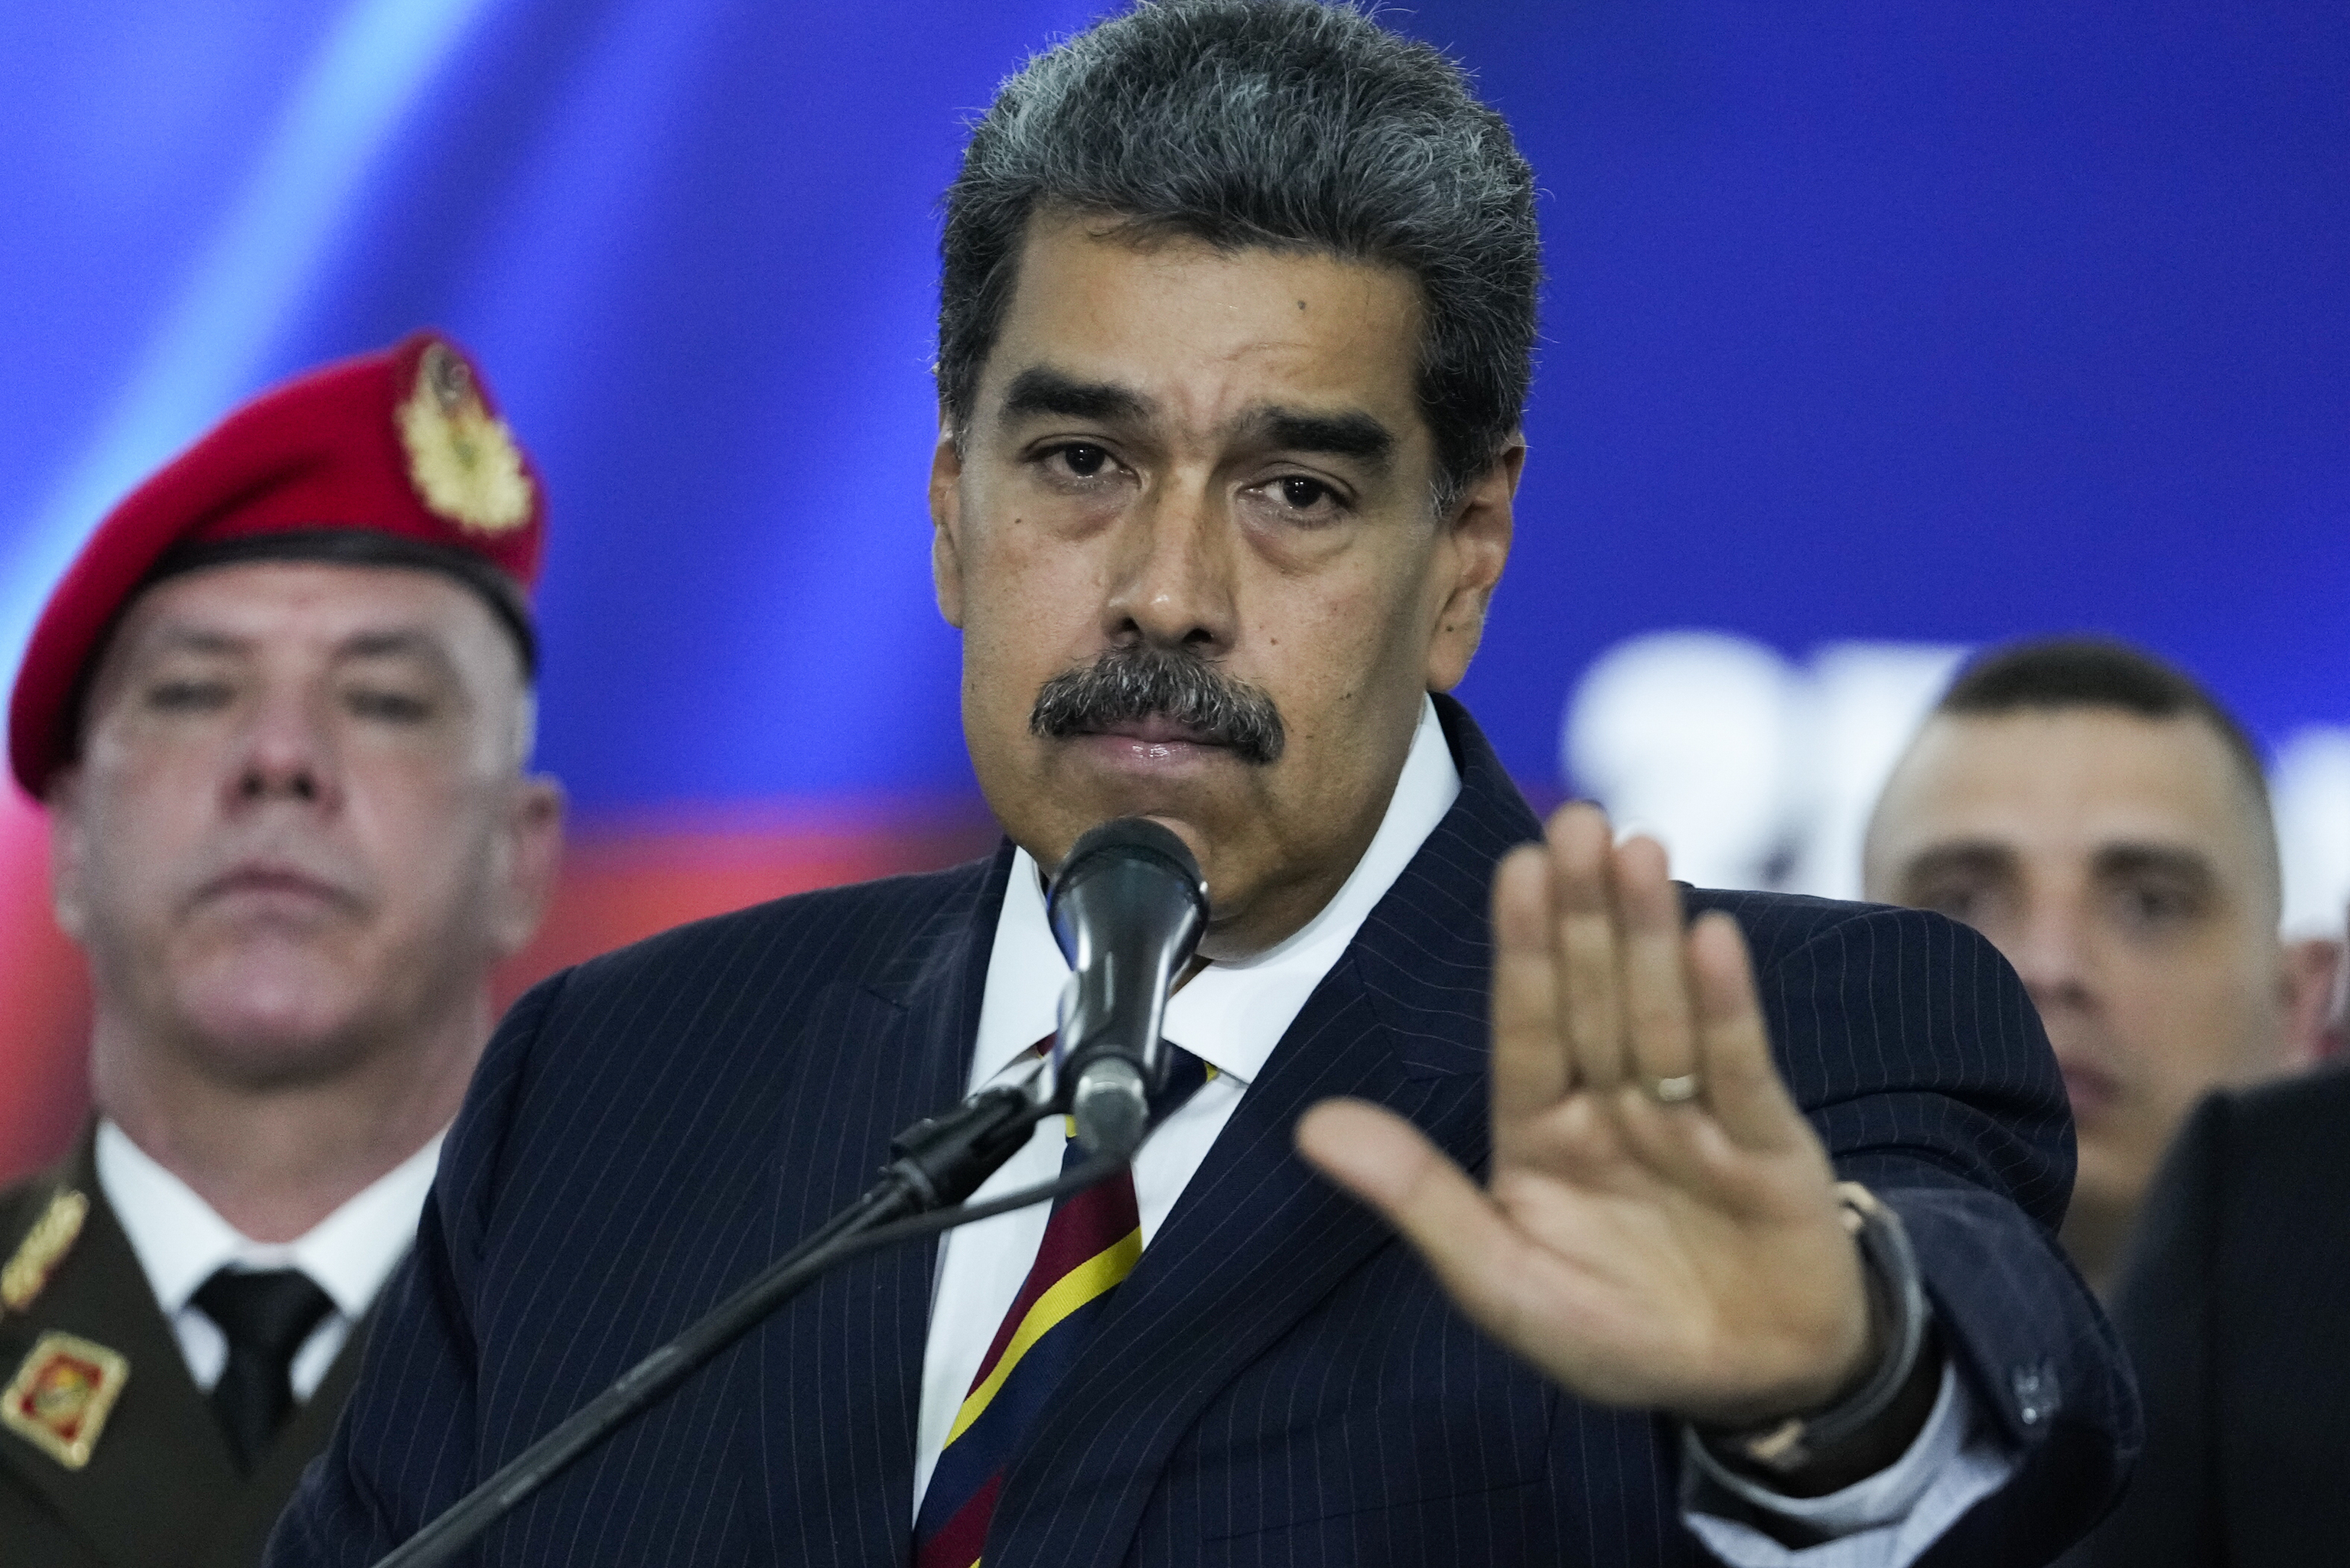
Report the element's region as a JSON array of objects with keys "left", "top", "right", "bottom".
[{"left": 5, "top": 0, "right": 2346, "bottom": 814}]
